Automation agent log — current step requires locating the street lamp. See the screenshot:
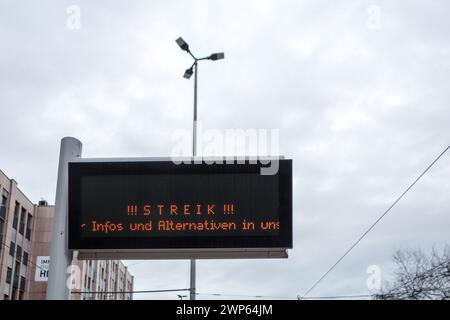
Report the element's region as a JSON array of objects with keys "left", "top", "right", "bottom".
[
  {"left": 176, "top": 36, "right": 224, "bottom": 156},
  {"left": 176, "top": 37, "right": 224, "bottom": 301}
]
